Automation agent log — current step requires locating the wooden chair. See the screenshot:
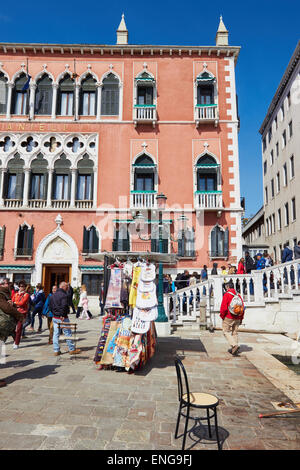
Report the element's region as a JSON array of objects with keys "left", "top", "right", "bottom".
[{"left": 174, "top": 355, "right": 221, "bottom": 450}]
